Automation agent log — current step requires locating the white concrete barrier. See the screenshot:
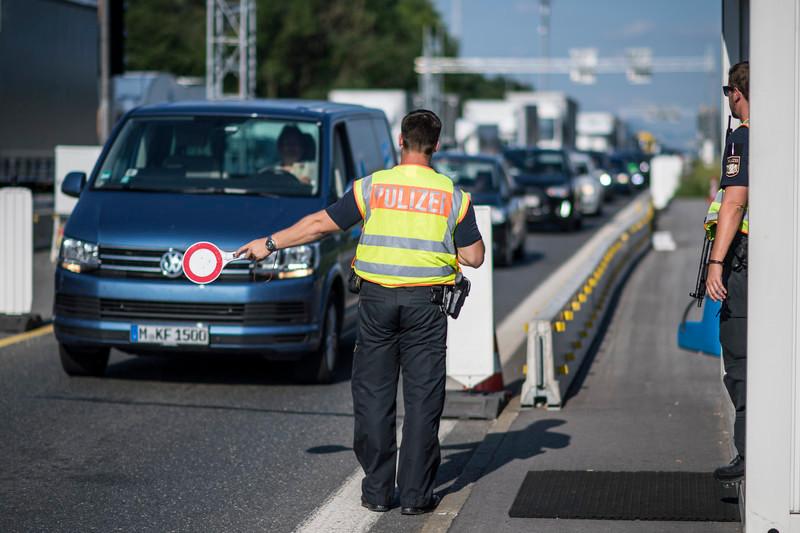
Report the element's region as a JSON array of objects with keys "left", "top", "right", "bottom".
[
  {"left": 446, "top": 205, "right": 497, "bottom": 389},
  {"left": 521, "top": 192, "right": 654, "bottom": 408},
  {"left": 0, "top": 188, "right": 33, "bottom": 316}
]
